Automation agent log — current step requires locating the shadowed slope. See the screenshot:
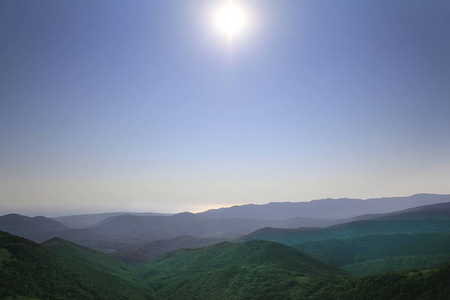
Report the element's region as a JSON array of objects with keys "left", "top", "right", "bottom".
[
  {"left": 0, "top": 214, "right": 68, "bottom": 241},
  {"left": 135, "top": 240, "right": 347, "bottom": 299},
  {"left": 0, "top": 231, "right": 154, "bottom": 299},
  {"left": 41, "top": 237, "right": 131, "bottom": 276}
]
